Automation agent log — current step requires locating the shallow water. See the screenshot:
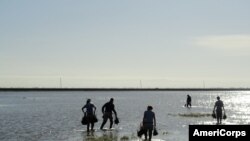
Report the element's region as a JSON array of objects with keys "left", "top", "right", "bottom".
[{"left": 0, "top": 91, "right": 250, "bottom": 141}]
